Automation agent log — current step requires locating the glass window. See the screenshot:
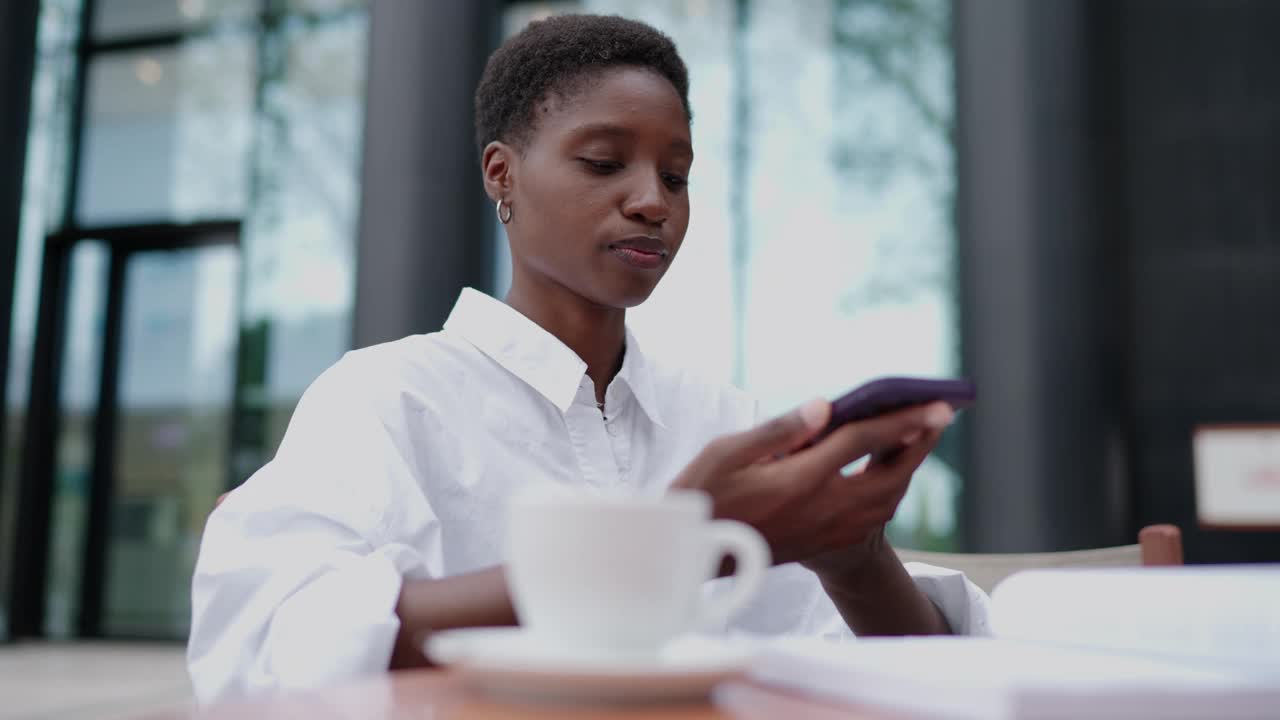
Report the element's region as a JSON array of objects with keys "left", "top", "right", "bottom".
[
  {"left": 7, "top": 0, "right": 369, "bottom": 640},
  {"left": 236, "top": 10, "right": 369, "bottom": 470},
  {"left": 77, "top": 36, "right": 255, "bottom": 225},
  {"left": 500, "top": 0, "right": 960, "bottom": 548},
  {"left": 92, "top": 0, "right": 258, "bottom": 40},
  {"left": 284, "top": 0, "right": 365, "bottom": 13}
]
